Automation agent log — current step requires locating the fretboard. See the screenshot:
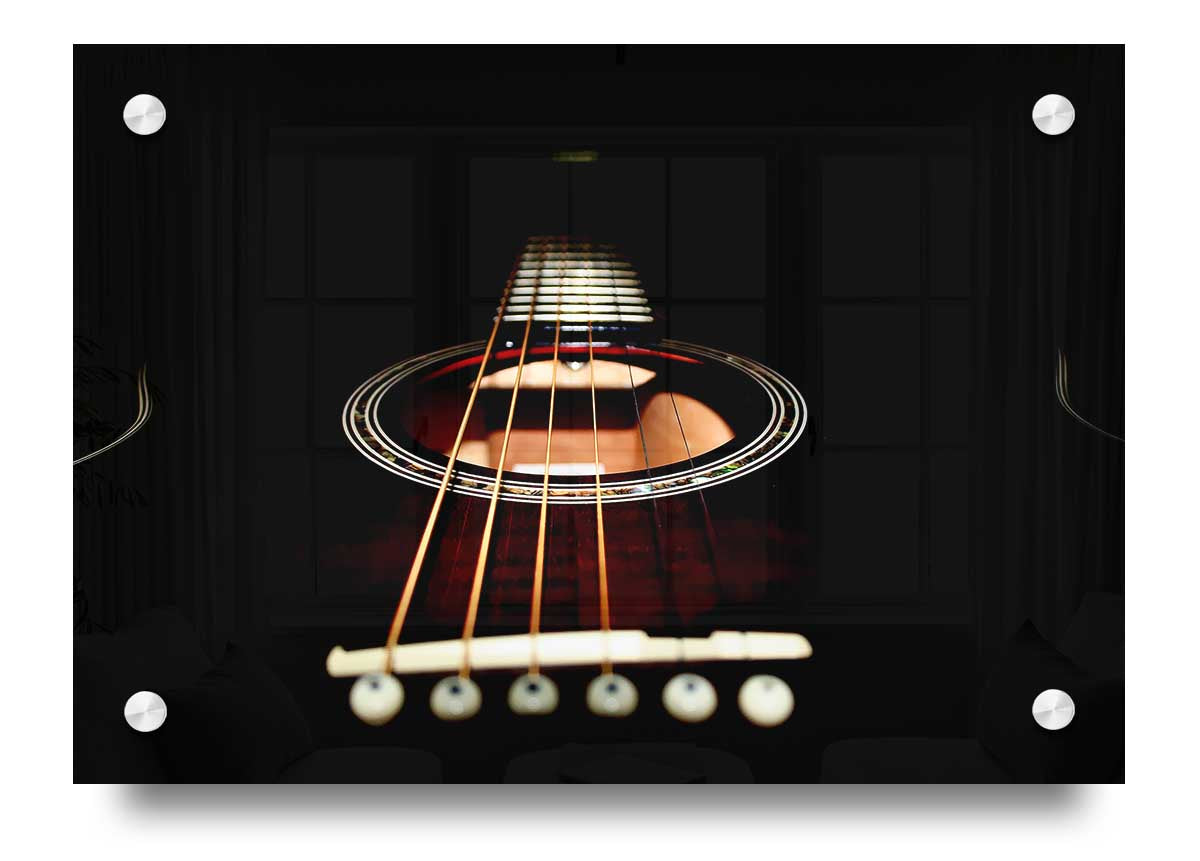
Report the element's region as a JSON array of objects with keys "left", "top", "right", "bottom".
[{"left": 494, "top": 237, "right": 654, "bottom": 333}]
